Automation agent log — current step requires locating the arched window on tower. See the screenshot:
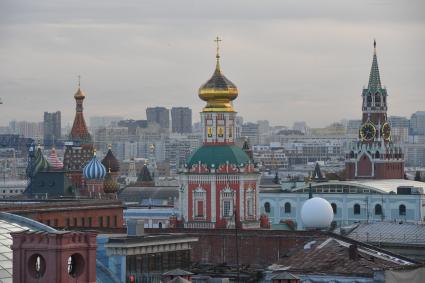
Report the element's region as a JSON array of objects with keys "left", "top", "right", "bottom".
[
  {"left": 264, "top": 202, "right": 271, "bottom": 214},
  {"left": 375, "top": 204, "right": 382, "bottom": 215},
  {"left": 367, "top": 95, "right": 372, "bottom": 107},
  {"left": 331, "top": 203, "right": 337, "bottom": 214},
  {"left": 354, "top": 203, "right": 361, "bottom": 215},
  {"left": 399, "top": 204, "right": 406, "bottom": 216},
  {"left": 284, "top": 202, "right": 291, "bottom": 214},
  {"left": 375, "top": 151, "right": 380, "bottom": 159},
  {"left": 375, "top": 94, "right": 381, "bottom": 107}
]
